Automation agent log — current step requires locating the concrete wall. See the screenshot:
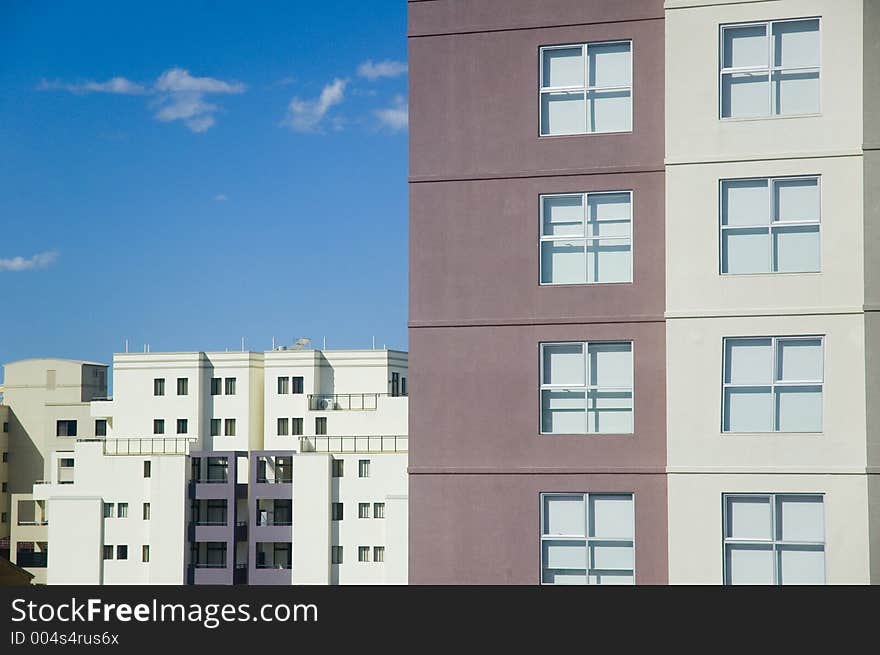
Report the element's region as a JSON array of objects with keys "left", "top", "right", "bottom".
[{"left": 292, "top": 454, "right": 330, "bottom": 584}]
